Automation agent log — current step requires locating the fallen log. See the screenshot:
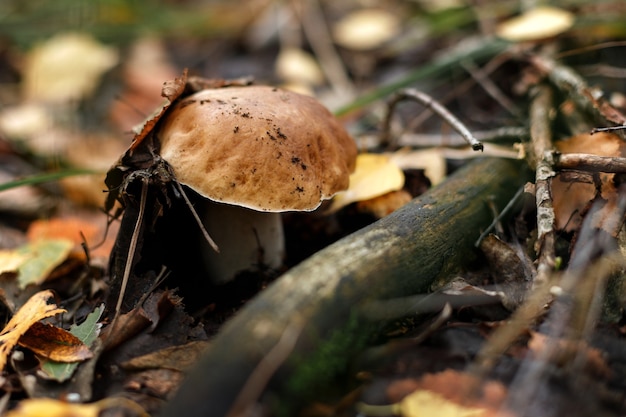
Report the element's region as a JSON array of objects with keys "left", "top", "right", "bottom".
[{"left": 161, "top": 157, "right": 528, "bottom": 417}]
